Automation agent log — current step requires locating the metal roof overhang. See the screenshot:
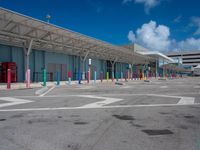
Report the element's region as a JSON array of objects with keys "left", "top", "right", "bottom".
[
  {"left": 0, "top": 7, "right": 148, "bottom": 64},
  {"left": 137, "top": 51, "right": 175, "bottom": 63}
]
